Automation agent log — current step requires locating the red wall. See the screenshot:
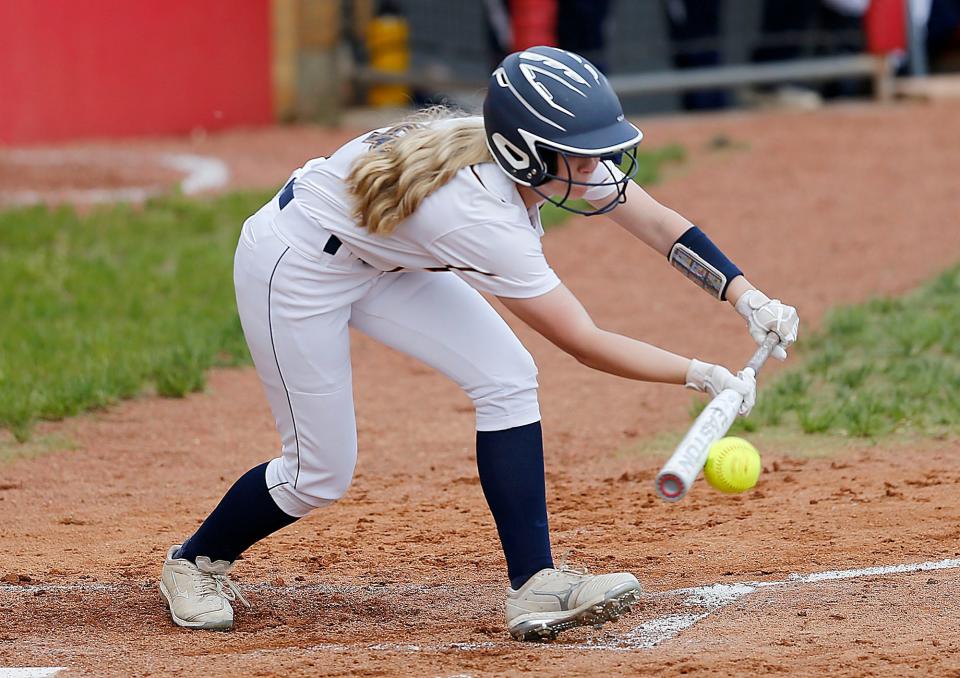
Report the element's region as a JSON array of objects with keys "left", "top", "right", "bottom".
[{"left": 0, "top": 0, "right": 273, "bottom": 144}]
